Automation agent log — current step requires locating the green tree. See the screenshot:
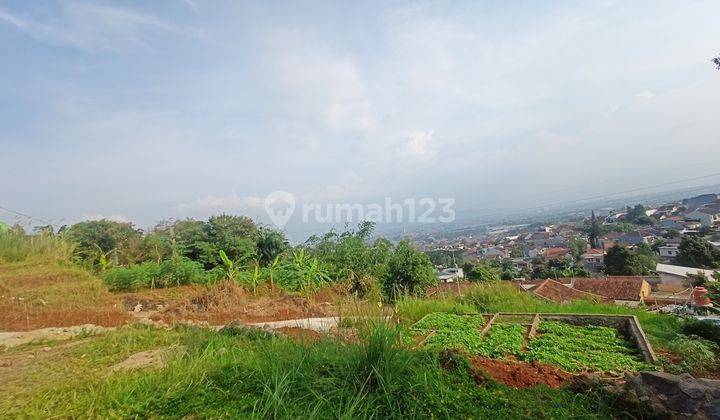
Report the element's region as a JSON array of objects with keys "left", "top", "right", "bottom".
[
  {"left": 586, "top": 211, "right": 602, "bottom": 249},
  {"left": 604, "top": 244, "right": 657, "bottom": 275},
  {"left": 62, "top": 220, "right": 142, "bottom": 267},
  {"left": 256, "top": 227, "right": 289, "bottom": 266},
  {"left": 568, "top": 237, "right": 588, "bottom": 261},
  {"left": 462, "top": 261, "right": 502, "bottom": 282},
  {"left": 676, "top": 235, "right": 720, "bottom": 269},
  {"left": 206, "top": 214, "right": 258, "bottom": 265},
  {"left": 383, "top": 239, "right": 436, "bottom": 301}
]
